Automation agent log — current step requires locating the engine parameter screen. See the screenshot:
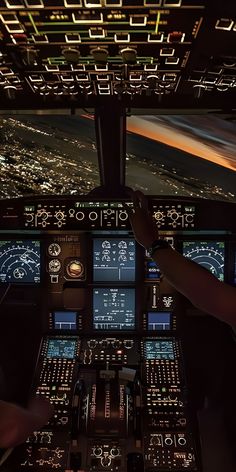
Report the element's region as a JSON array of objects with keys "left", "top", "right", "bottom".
[
  {"left": 93, "top": 238, "right": 135, "bottom": 282},
  {"left": 93, "top": 288, "right": 135, "bottom": 330}
]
